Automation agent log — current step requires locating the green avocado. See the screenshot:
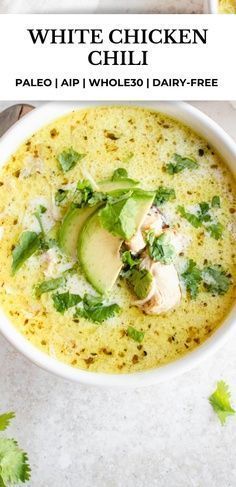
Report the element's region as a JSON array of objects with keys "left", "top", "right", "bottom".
[
  {"left": 77, "top": 191, "right": 155, "bottom": 294},
  {"left": 98, "top": 179, "right": 138, "bottom": 193},
  {"left": 77, "top": 211, "right": 123, "bottom": 294},
  {"left": 58, "top": 205, "right": 99, "bottom": 259}
]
